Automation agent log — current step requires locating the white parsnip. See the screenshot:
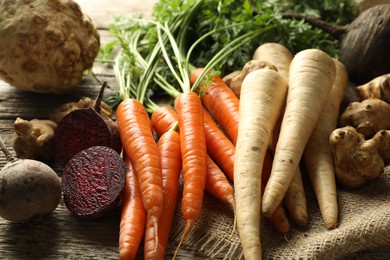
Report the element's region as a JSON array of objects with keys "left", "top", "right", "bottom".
[
  {"left": 234, "top": 68, "right": 288, "bottom": 259},
  {"left": 262, "top": 49, "right": 336, "bottom": 217},
  {"left": 283, "top": 167, "right": 308, "bottom": 227},
  {"left": 303, "top": 59, "right": 348, "bottom": 229},
  {"left": 252, "top": 42, "right": 293, "bottom": 81}
]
